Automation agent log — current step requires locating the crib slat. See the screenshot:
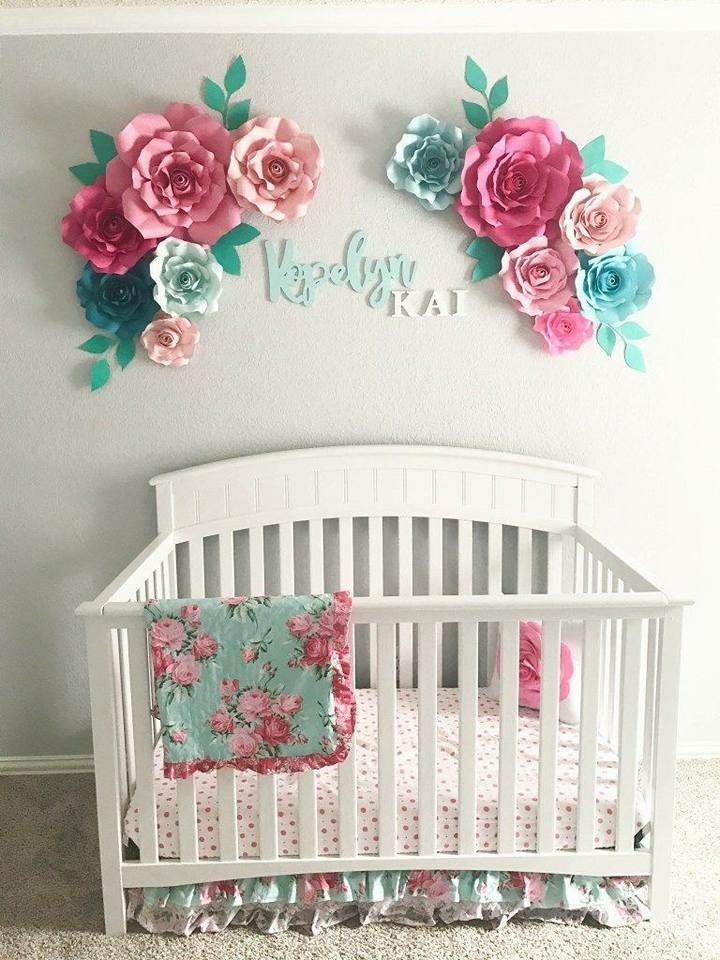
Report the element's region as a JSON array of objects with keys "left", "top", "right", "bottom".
[
  {"left": 166, "top": 548, "right": 178, "bottom": 599},
  {"left": 617, "top": 618, "right": 643, "bottom": 851},
  {"left": 428, "top": 517, "right": 443, "bottom": 684},
  {"left": 397, "top": 516, "right": 413, "bottom": 687},
  {"left": 546, "top": 533, "right": 563, "bottom": 593},
  {"left": 488, "top": 523, "right": 503, "bottom": 594},
  {"left": 377, "top": 622, "right": 397, "bottom": 856},
  {"left": 576, "top": 619, "right": 602, "bottom": 851},
  {"left": 249, "top": 526, "right": 264, "bottom": 596},
  {"left": 536, "top": 619, "right": 561, "bottom": 853},
  {"left": 642, "top": 619, "right": 659, "bottom": 795},
  {"left": 258, "top": 777, "right": 279, "bottom": 859},
  {"left": 368, "top": 517, "right": 383, "bottom": 688},
  {"left": 337, "top": 518, "right": 357, "bottom": 858},
  {"left": 127, "top": 620, "right": 158, "bottom": 862},
  {"left": 458, "top": 620, "right": 478, "bottom": 855},
  {"left": 297, "top": 522, "right": 320, "bottom": 860},
  {"left": 188, "top": 538, "right": 205, "bottom": 597},
  {"left": 279, "top": 522, "right": 294, "bottom": 595},
  {"left": 458, "top": 520, "right": 472, "bottom": 594},
  {"left": 217, "top": 769, "right": 238, "bottom": 860},
  {"left": 417, "top": 622, "right": 438, "bottom": 854},
  {"left": 517, "top": 527, "right": 532, "bottom": 594},
  {"left": 176, "top": 778, "right": 199, "bottom": 862},
  {"left": 309, "top": 519, "right": 324, "bottom": 594},
  {"left": 497, "top": 620, "right": 519, "bottom": 854},
  {"left": 218, "top": 530, "right": 235, "bottom": 597}
]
